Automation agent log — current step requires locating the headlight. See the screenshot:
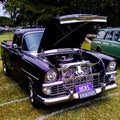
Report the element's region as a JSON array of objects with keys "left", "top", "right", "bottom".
[
  {"left": 107, "top": 61, "right": 116, "bottom": 71},
  {"left": 42, "top": 87, "right": 52, "bottom": 95},
  {"left": 44, "top": 69, "right": 58, "bottom": 82}
]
